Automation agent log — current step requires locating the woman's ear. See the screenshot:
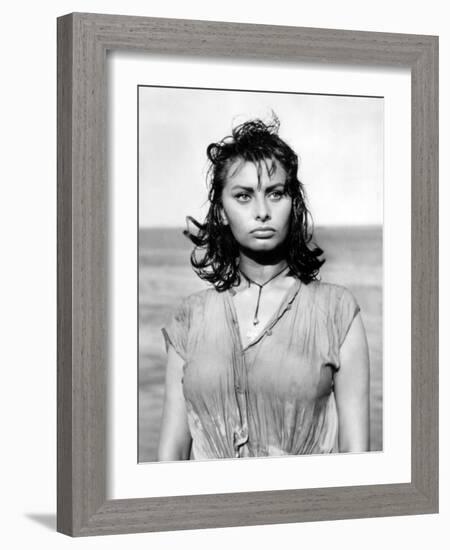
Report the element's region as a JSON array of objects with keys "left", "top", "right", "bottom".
[{"left": 220, "top": 207, "right": 229, "bottom": 225}]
